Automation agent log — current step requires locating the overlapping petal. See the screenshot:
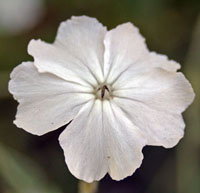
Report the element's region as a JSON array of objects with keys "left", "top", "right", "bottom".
[
  {"left": 113, "top": 68, "right": 195, "bottom": 147},
  {"left": 104, "top": 22, "right": 148, "bottom": 83},
  {"left": 59, "top": 99, "right": 146, "bottom": 182},
  {"left": 59, "top": 100, "right": 108, "bottom": 182},
  {"left": 56, "top": 16, "right": 106, "bottom": 82},
  {"left": 103, "top": 100, "right": 146, "bottom": 180},
  {"left": 104, "top": 23, "right": 180, "bottom": 85},
  {"left": 111, "top": 54, "right": 180, "bottom": 88},
  {"left": 28, "top": 16, "right": 107, "bottom": 86},
  {"left": 9, "top": 62, "right": 94, "bottom": 135}
]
